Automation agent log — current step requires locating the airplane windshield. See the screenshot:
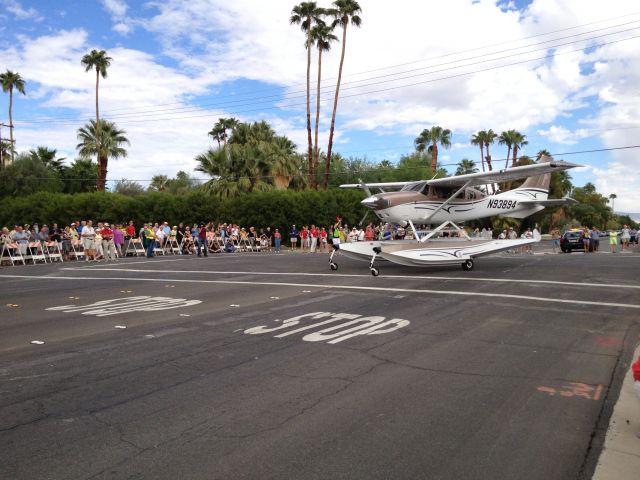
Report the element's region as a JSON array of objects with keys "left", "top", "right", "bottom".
[{"left": 400, "top": 182, "right": 427, "bottom": 192}]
